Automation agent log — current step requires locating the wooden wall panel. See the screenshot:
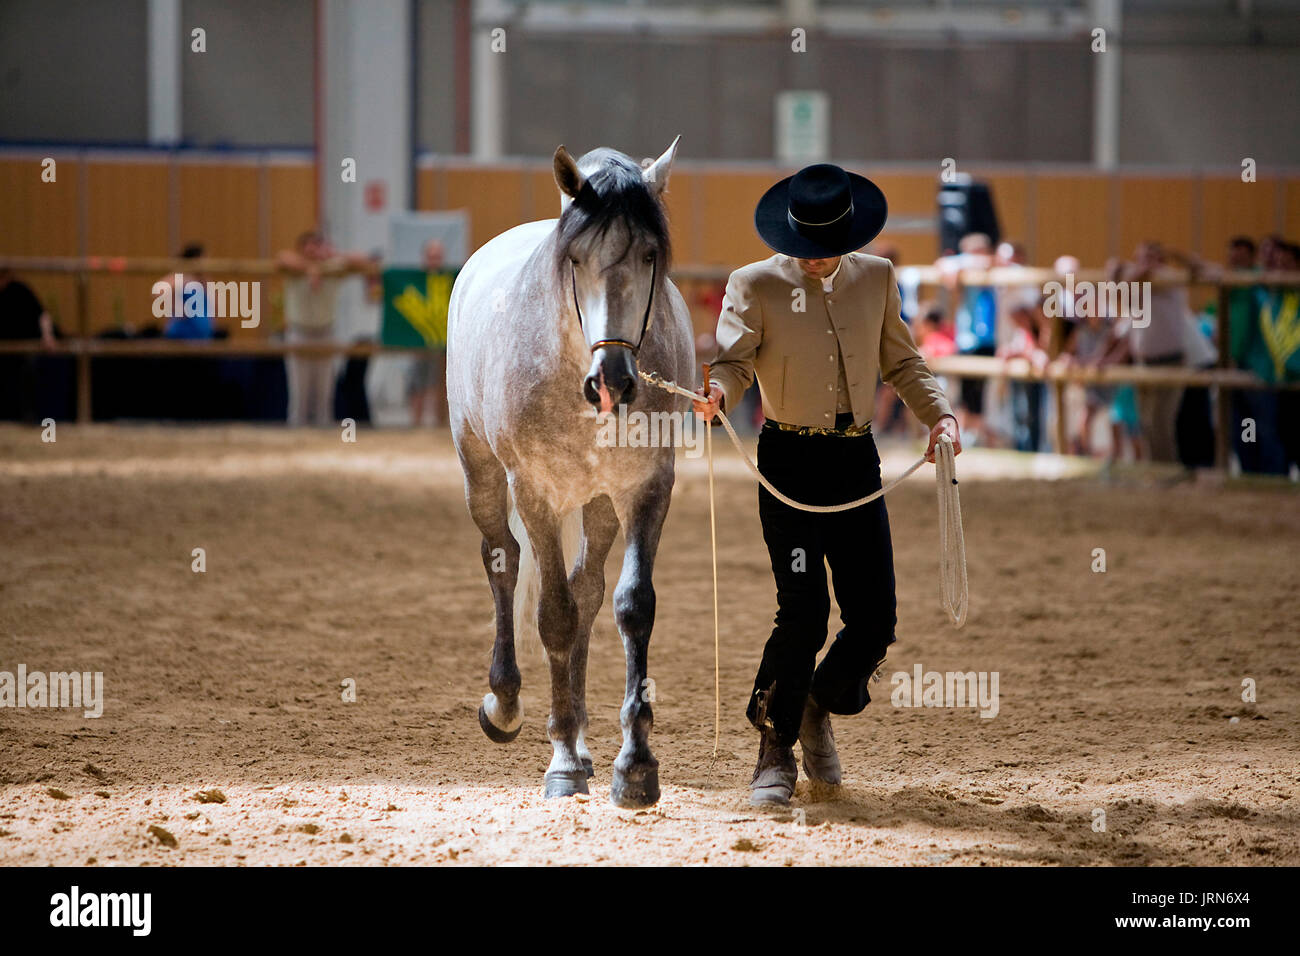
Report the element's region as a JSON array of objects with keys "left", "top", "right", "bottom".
[
  {"left": 414, "top": 167, "right": 435, "bottom": 211},
  {"left": 87, "top": 276, "right": 161, "bottom": 334},
  {"left": 85, "top": 161, "right": 169, "bottom": 256},
  {"left": 1283, "top": 179, "right": 1300, "bottom": 239},
  {"left": 439, "top": 168, "right": 524, "bottom": 251},
  {"left": 692, "top": 169, "right": 774, "bottom": 267},
  {"left": 0, "top": 157, "right": 80, "bottom": 257},
  {"left": 523, "top": 168, "right": 561, "bottom": 224},
  {"left": 980, "top": 172, "right": 1031, "bottom": 253},
  {"left": 177, "top": 163, "right": 261, "bottom": 257},
  {"left": 869, "top": 233, "right": 936, "bottom": 266},
  {"left": 871, "top": 173, "right": 938, "bottom": 216},
  {"left": 266, "top": 163, "right": 316, "bottom": 254},
  {"left": 1117, "top": 175, "right": 1196, "bottom": 259},
  {"left": 659, "top": 170, "right": 697, "bottom": 268},
  {"left": 1032, "top": 174, "right": 1112, "bottom": 268},
  {"left": 1199, "top": 176, "right": 1279, "bottom": 261}
]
